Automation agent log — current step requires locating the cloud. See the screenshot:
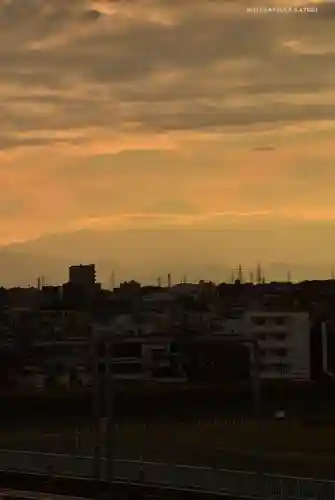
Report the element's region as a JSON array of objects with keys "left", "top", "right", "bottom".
[
  {"left": 0, "top": 0, "right": 334, "bottom": 249},
  {"left": 0, "top": 198, "right": 25, "bottom": 217},
  {"left": 142, "top": 199, "right": 200, "bottom": 215},
  {"left": 0, "top": 0, "right": 333, "bottom": 149}
]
